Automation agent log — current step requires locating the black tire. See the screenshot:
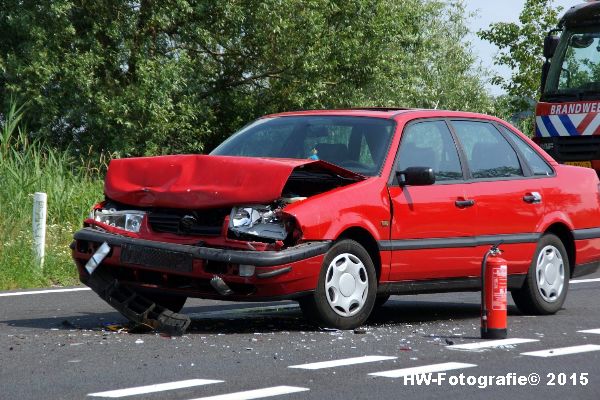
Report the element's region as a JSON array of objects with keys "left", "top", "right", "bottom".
[
  {"left": 511, "top": 234, "right": 570, "bottom": 315},
  {"left": 144, "top": 293, "right": 187, "bottom": 313},
  {"left": 374, "top": 294, "right": 391, "bottom": 309},
  {"left": 299, "top": 240, "right": 377, "bottom": 329}
]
